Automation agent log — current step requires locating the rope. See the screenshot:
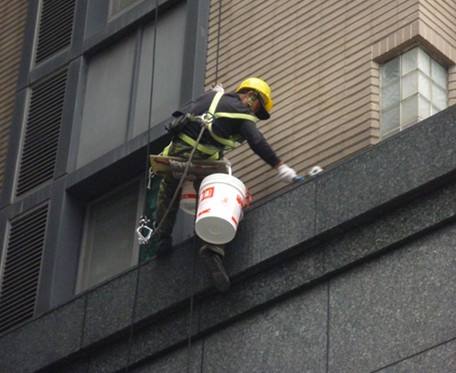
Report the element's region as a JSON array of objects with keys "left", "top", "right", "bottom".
[
  {"left": 186, "top": 237, "right": 198, "bottom": 373},
  {"left": 186, "top": 1, "right": 223, "bottom": 371},
  {"left": 125, "top": 1, "right": 159, "bottom": 372},
  {"left": 129, "top": 0, "right": 224, "bottom": 369}
]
